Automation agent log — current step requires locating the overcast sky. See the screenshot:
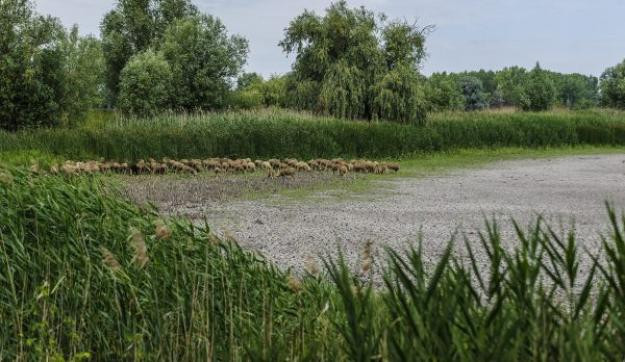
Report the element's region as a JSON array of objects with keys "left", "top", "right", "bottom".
[{"left": 34, "top": 0, "right": 625, "bottom": 77}]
